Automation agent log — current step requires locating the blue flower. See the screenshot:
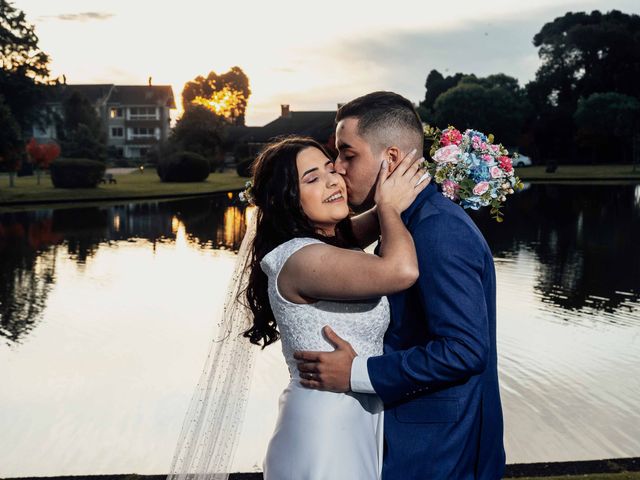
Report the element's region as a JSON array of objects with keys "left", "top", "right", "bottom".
[
  {"left": 461, "top": 197, "right": 482, "bottom": 210},
  {"left": 471, "top": 161, "right": 490, "bottom": 183},
  {"left": 466, "top": 129, "right": 488, "bottom": 142}
]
